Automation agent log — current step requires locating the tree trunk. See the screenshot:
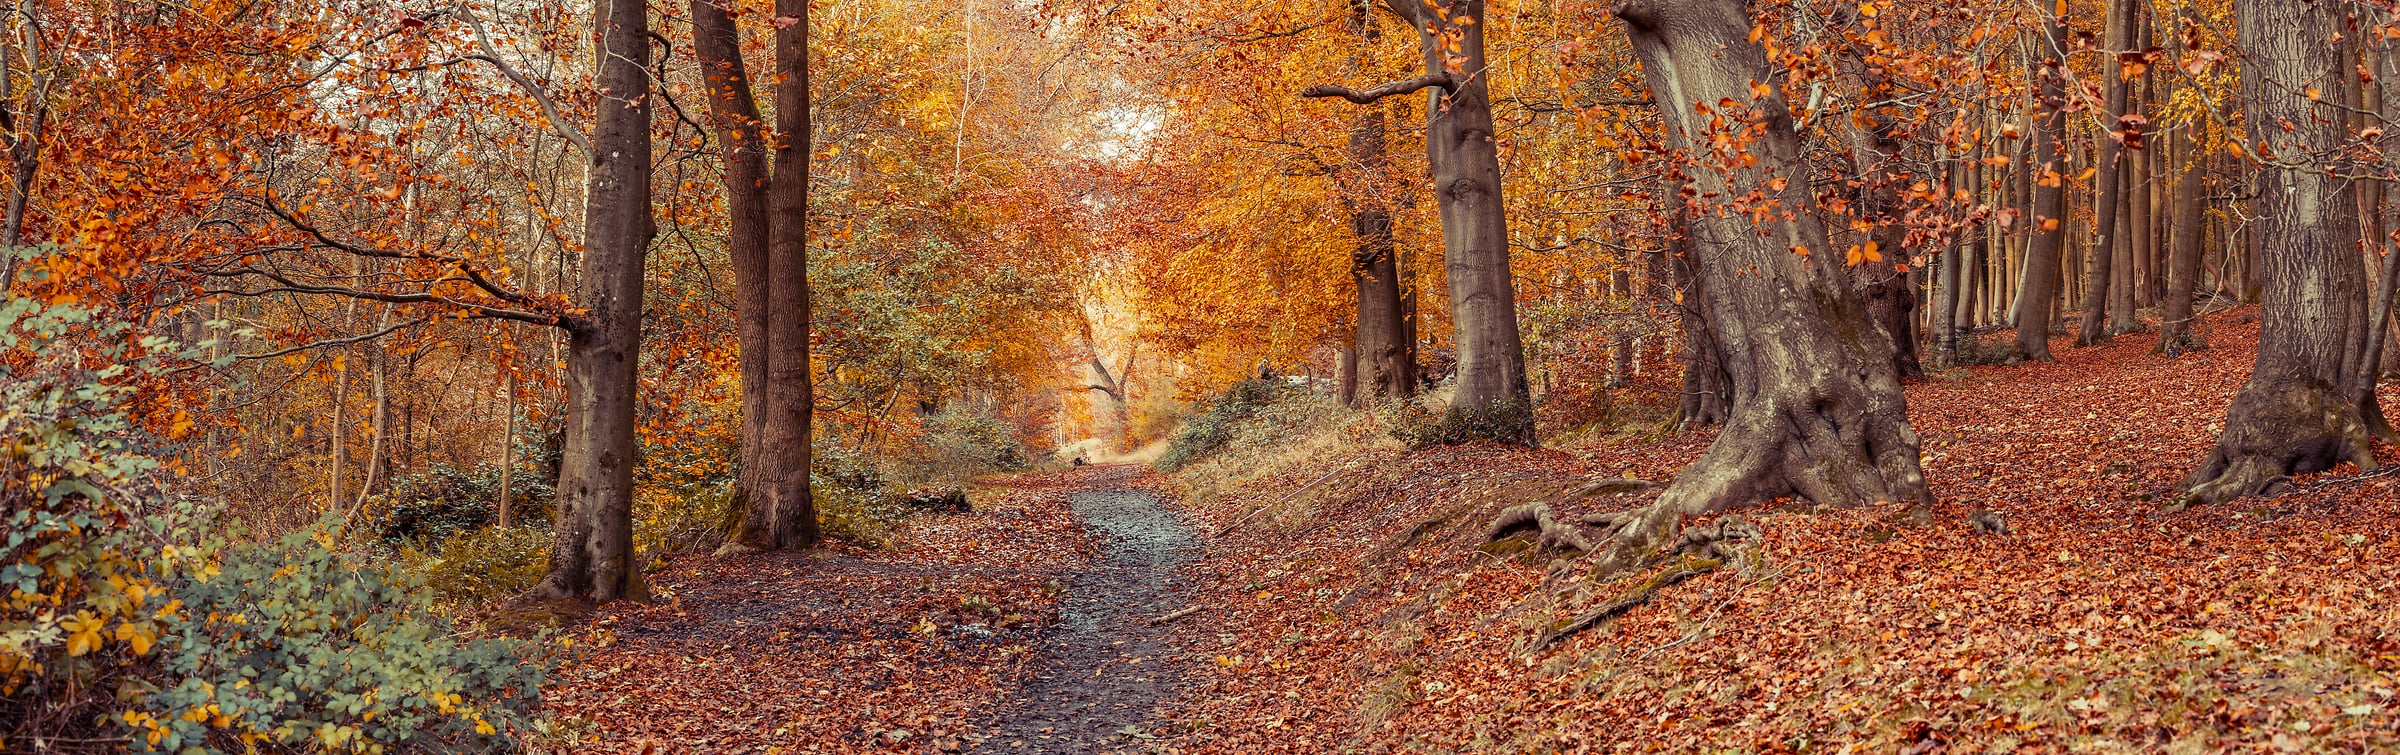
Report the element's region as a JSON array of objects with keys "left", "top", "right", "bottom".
[
  {"left": 1933, "top": 158, "right": 1964, "bottom": 369},
  {"left": 764, "top": 0, "right": 817, "bottom": 547},
  {"left": 2179, "top": 0, "right": 2377, "bottom": 506},
  {"left": 1670, "top": 206, "right": 1730, "bottom": 427},
  {"left": 2158, "top": 122, "right": 2207, "bottom": 354},
  {"left": 2078, "top": 0, "right": 2131, "bottom": 346},
  {"left": 0, "top": 0, "right": 44, "bottom": 290},
  {"left": 499, "top": 371, "right": 516, "bottom": 529},
  {"left": 1397, "top": 0, "right": 1529, "bottom": 439},
  {"left": 532, "top": 0, "right": 652, "bottom": 601},
  {"left": 1343, "top": 4, "right": 1410, "bottom": 406},
  {"left": 2015, "top": 13, "right": 2071, "bottom": 362},
  {"left": 1600, "top": 0, "right": 1930, "bottom": 576},
  {"left": 697, "top": 0, "right": 816, "bottom": 552}
]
